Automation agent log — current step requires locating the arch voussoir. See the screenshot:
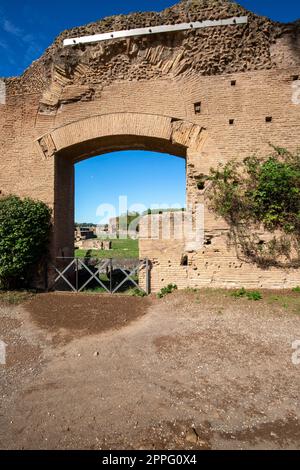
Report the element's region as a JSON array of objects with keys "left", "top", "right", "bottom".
[{"left": 35, "top": 113, "right": 206, "bottom": 160}]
